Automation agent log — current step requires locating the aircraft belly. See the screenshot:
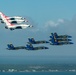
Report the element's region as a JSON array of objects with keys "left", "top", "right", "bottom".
[
  {"left": 35, "top": 41, "right": 47, "bottom": 44},
  {"left": 34, "top": 47, "right": 45, "bottom": 50},
  {"left": 15, "top": 46, "right": 25, "bottom": 49}
]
